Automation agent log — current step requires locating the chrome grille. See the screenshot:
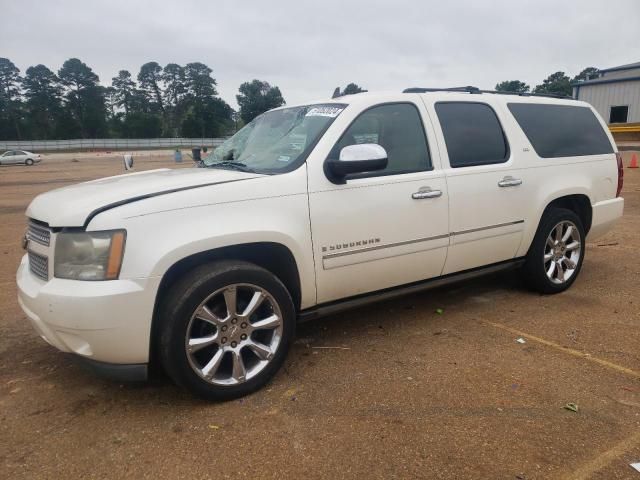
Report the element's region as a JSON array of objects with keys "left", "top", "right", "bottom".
[
  {"left": 28, "top": 251, "right": 49, "bottom": 280},
  {"left": 27, "top": 220, "right": 51, "bottom": 246}
]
